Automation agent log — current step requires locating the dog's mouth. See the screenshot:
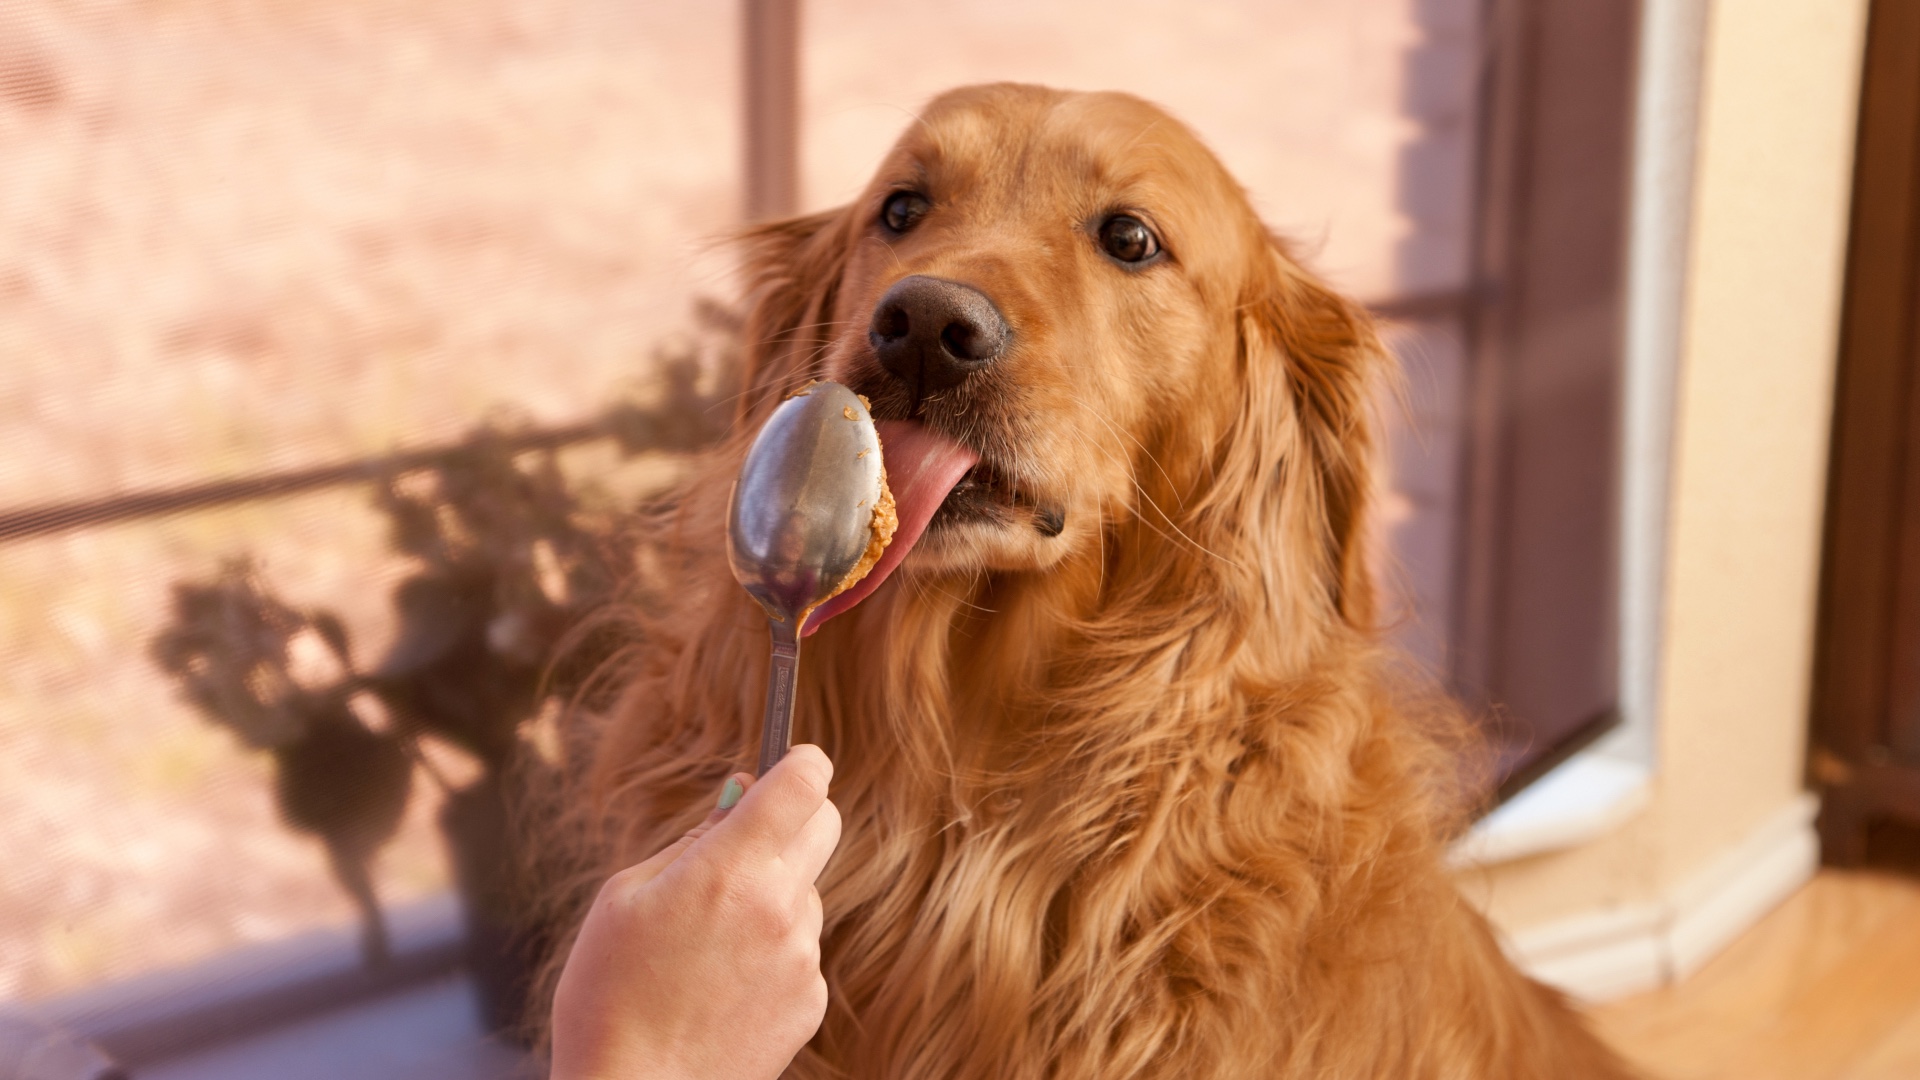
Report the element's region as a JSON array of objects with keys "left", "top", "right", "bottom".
[
  {"left": 803, "top": 419, "right": 1060, "bottom": 635},
  {"left": 930, "top": 458, "right": 1022, "bottom": 528}
]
